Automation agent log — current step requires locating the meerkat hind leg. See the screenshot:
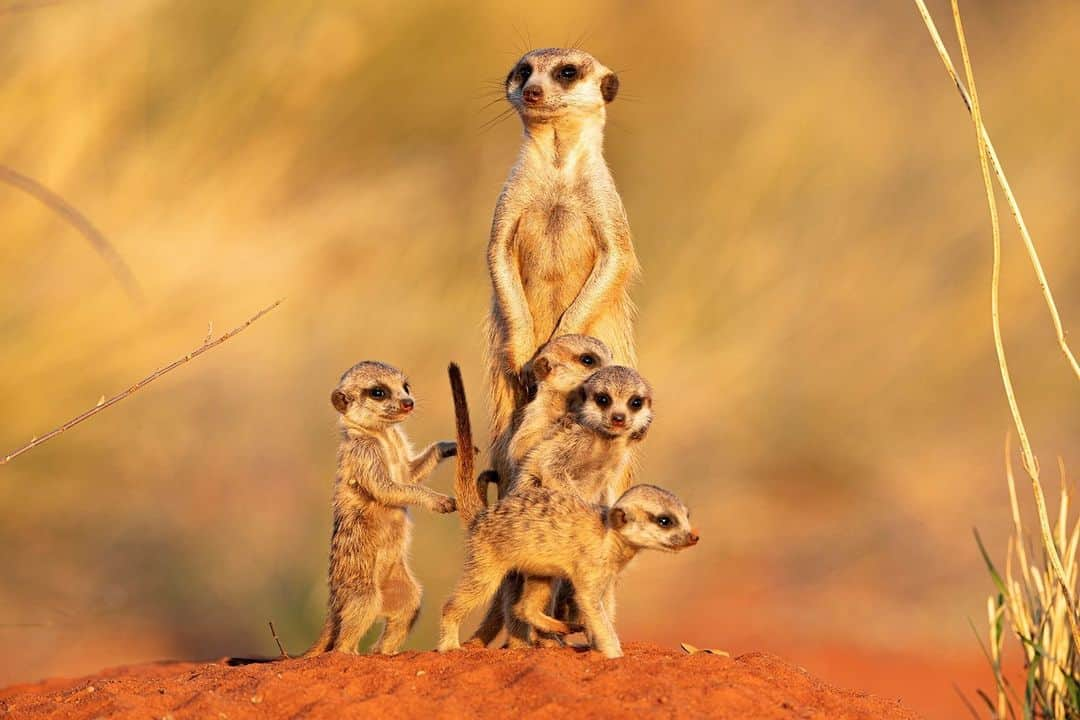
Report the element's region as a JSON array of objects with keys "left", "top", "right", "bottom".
[
  {"left": 500, "top": 573, "right": 535, "bottom": 648},
  {"left": 574, "top": 587, "right": 622, "bottom": 659},
  {"left": 465, "top": 592, "right": 506, "bottom": 648},
  {"left": 439, "top": 571, "right": 504, "bottom": 652},
  {"left": 331, "top": 584, "right": 382, "bottom": 654},
  {"left": 371, "top": 561, "right": 422, "bottom": 655}
]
